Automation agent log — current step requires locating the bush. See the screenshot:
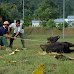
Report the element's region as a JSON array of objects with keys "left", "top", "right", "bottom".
[
  {"left": 41, "top": 21, "right": 47, "bottom": 27},
  {"left": 57, "top": 23, "right": 63, "bottom": 30}
]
